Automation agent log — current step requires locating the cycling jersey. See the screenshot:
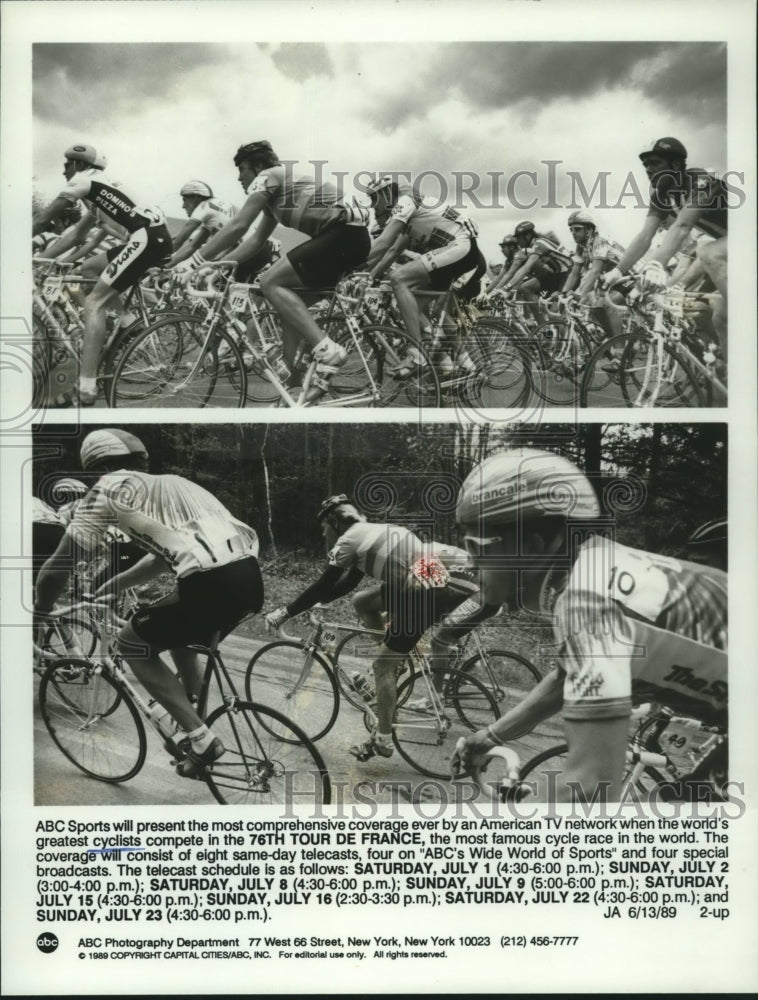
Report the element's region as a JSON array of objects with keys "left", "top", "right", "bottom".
[
  {"left": 389, "top": 195, "right": 475, "bottom": 254},
  {"left": 572, "top": 233, "right": 626, "bottom": 273},
  {"left": 526, "top": 232, "right": 572, "bottom": 273},
  {"left": 327, "top": 522, "right": 427, "bottom": 587},
  {"left": 66, "top": 470, "right": 259, "bottom": 579},
  {"left": 190, "top": 197, "right": 238, "bottom": 234},
  {"left": 247, "top": 164, "right": 365, "bottom": 238},
  {"left": 648, "top": 168, "right": 728, "bottom": 239},
  {"left": 554, "top": 537, "right": 727, "bottom": 725},
  {"left": 32, "top": 497, "right": 63, "bottom": 526},
  {"left": 58, "top": 169, "right": 166, "bottom": 239}
]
